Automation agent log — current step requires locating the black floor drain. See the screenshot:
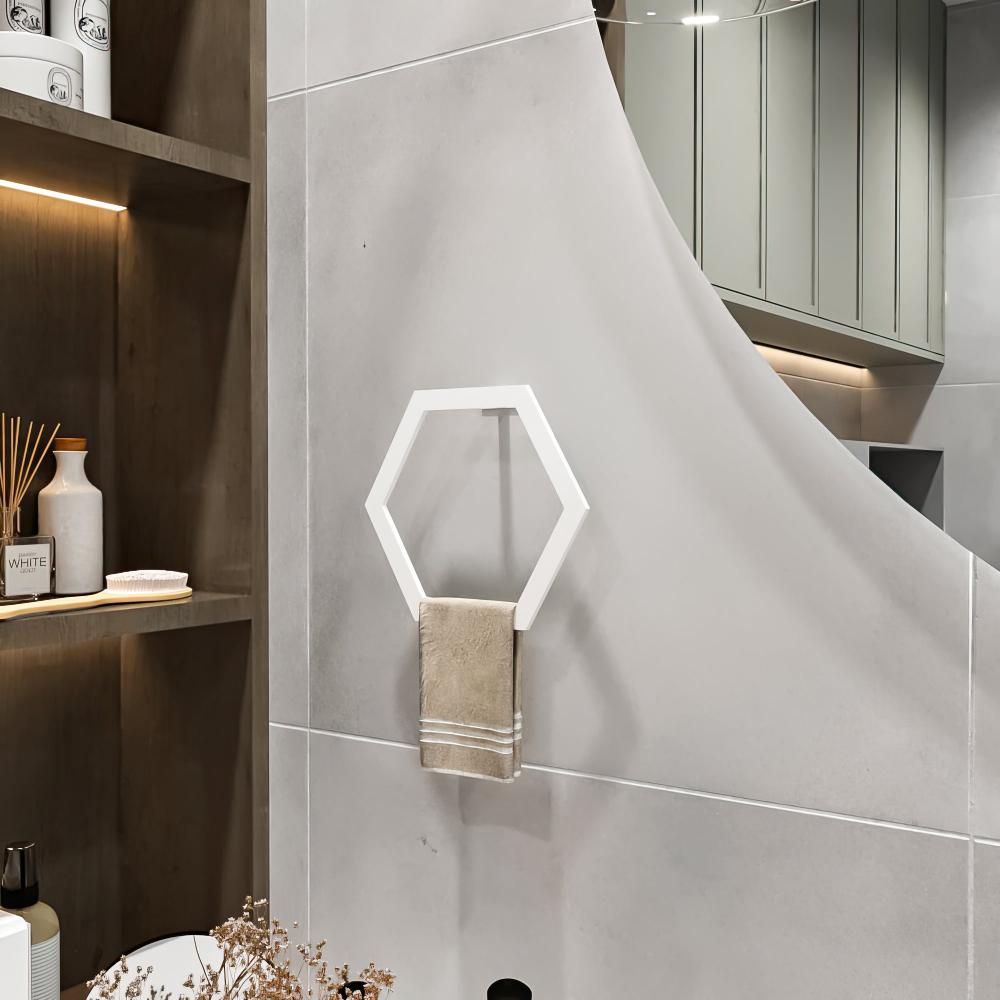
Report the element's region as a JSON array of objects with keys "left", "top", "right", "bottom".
[{"left": 488, "top": 979, "right": 532, "bottom": 999}]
